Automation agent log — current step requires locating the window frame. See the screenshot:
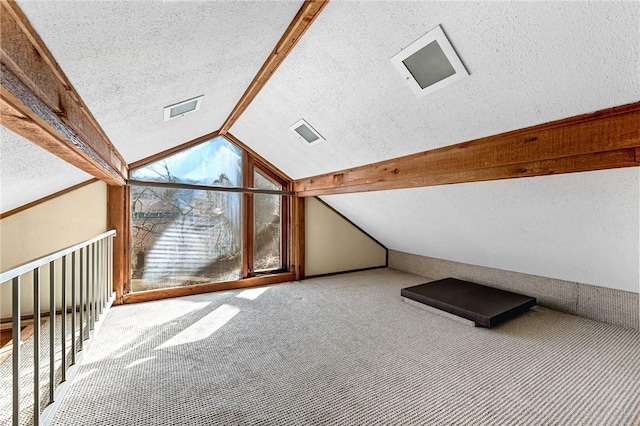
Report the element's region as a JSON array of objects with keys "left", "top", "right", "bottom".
[
  {"left": 121, "top": 134, "right": 295, "bottom": 299},
  {"left": 246, "top": 158, "right": 289, "bottom": 276}
]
